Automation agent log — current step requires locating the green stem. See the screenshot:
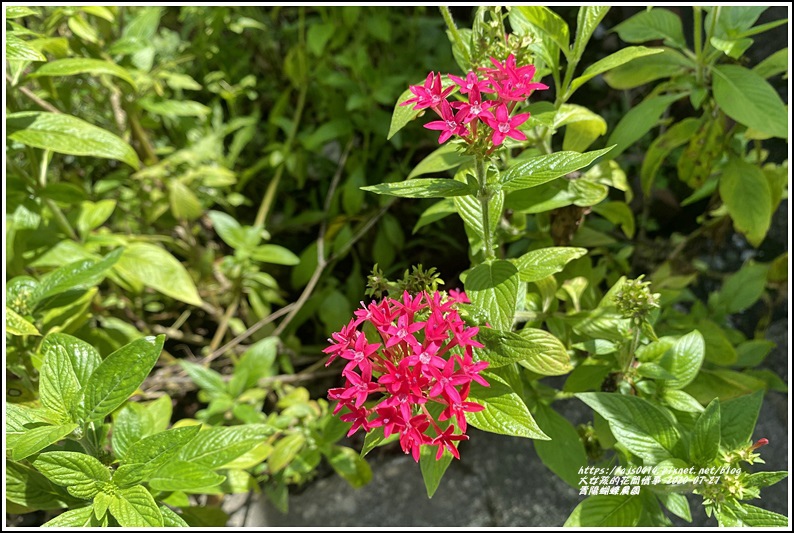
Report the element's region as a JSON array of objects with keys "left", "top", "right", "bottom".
[
  {"left": 439, "top": 6, "right": 470, "bottom": 67},
  {"left": 693, "top": 7, "right": 704, "bottom": 84},
  {"left": 475, "top": 158, "right": 495, "bottom": 261},
  {"left": 209, "top": 291, "right": 240, "bottom": 352},
  {"left": 37, "top": 149, "right": 79, "bottom": 241}
]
